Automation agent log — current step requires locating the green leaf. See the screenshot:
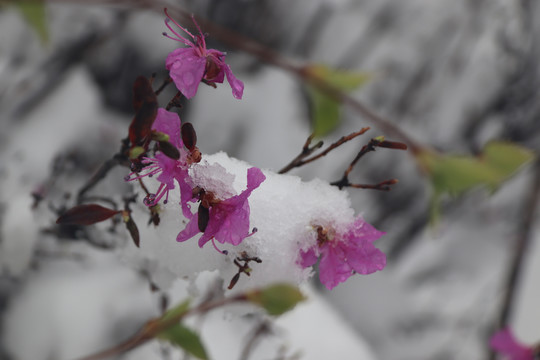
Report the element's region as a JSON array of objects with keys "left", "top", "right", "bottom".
[
  {"left": 246, "top": 283, "right": 305, "bottom": 316},
  {"left": 160, "top": 299, "right": 191, "bottom": 322},
  {"left": 13, "top": 1, "right": 48, "bottom": 43},
  {"left": 305, "top": 64, "right": 371, "bottom": 137},
  {"left": 416, "top": 141, "right": 535, "bottom": 220},
  {"left": 157, "top": 324, "right": 208, "bottom": 360}
]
